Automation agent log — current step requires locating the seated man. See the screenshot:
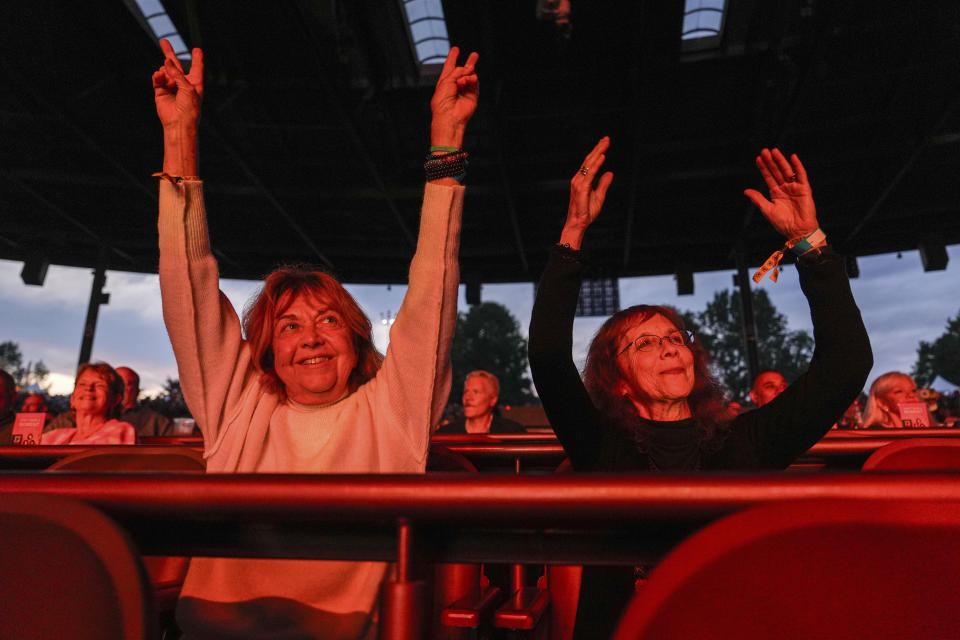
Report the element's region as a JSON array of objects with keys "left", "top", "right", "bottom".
[
  {"left": 436, "top": 370, "right": 526, "bottom": 435},
  {"left": 749, "top": 370, "right": 788, "bottom": 408},
  {"left": 116, "top": 367, "right": 173, "bottom": 437}
]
